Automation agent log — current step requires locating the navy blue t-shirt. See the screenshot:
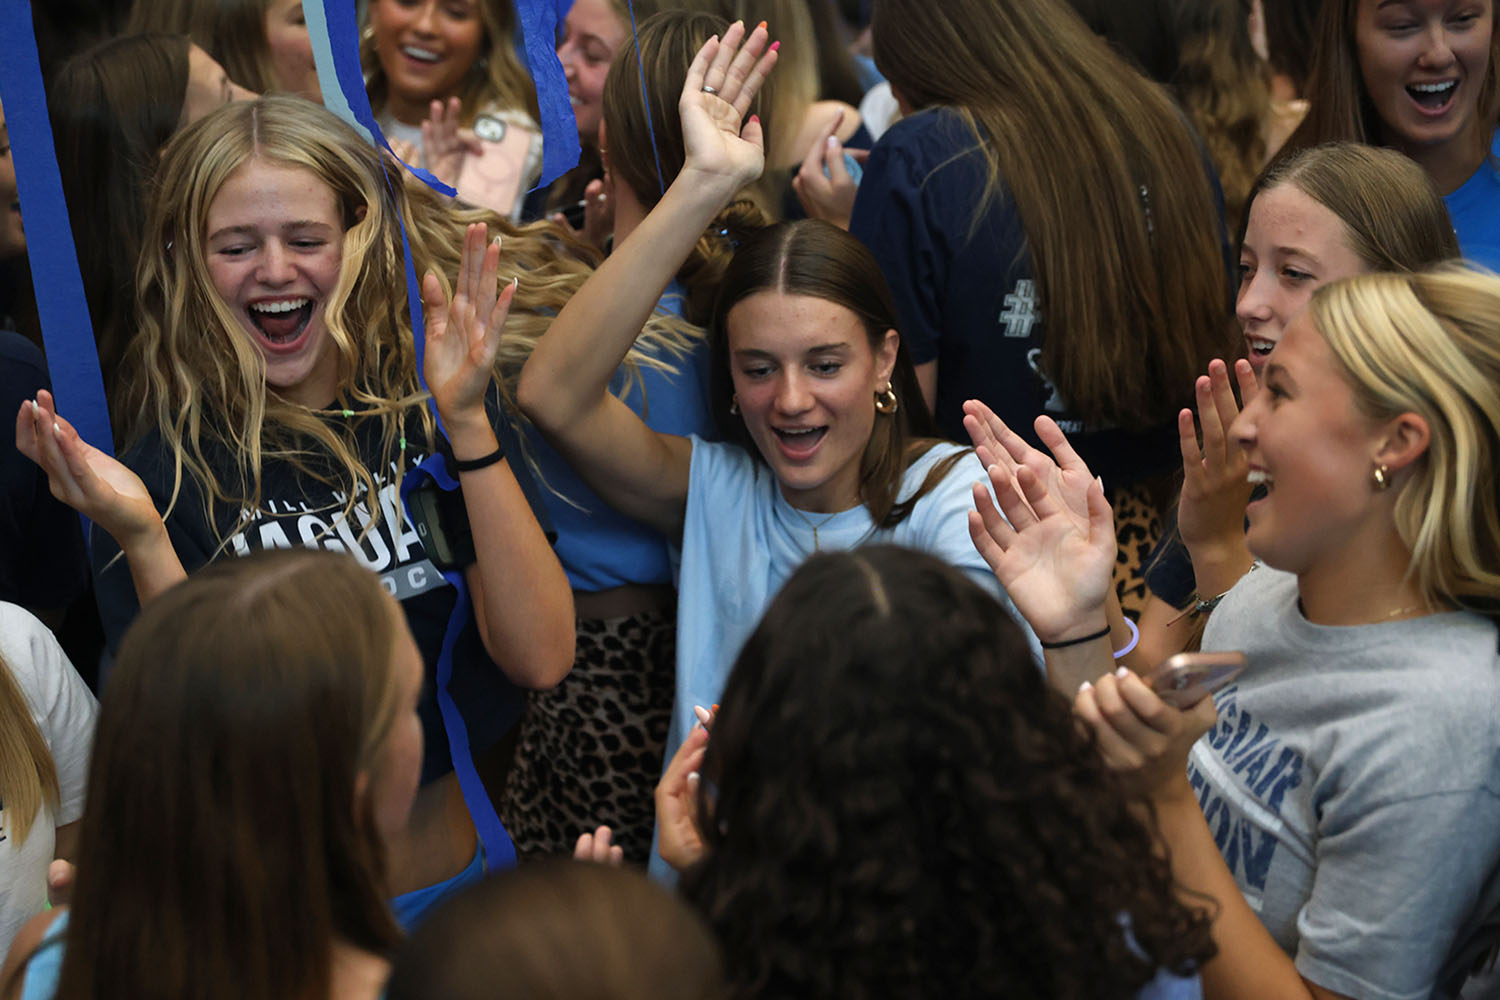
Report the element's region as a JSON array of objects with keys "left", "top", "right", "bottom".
[
  {"left": 91, "top": 412, "right": 522, "bottom": 785},
  {"left": 850, "top": 108, "right": 1219, "bottom": 487}
]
